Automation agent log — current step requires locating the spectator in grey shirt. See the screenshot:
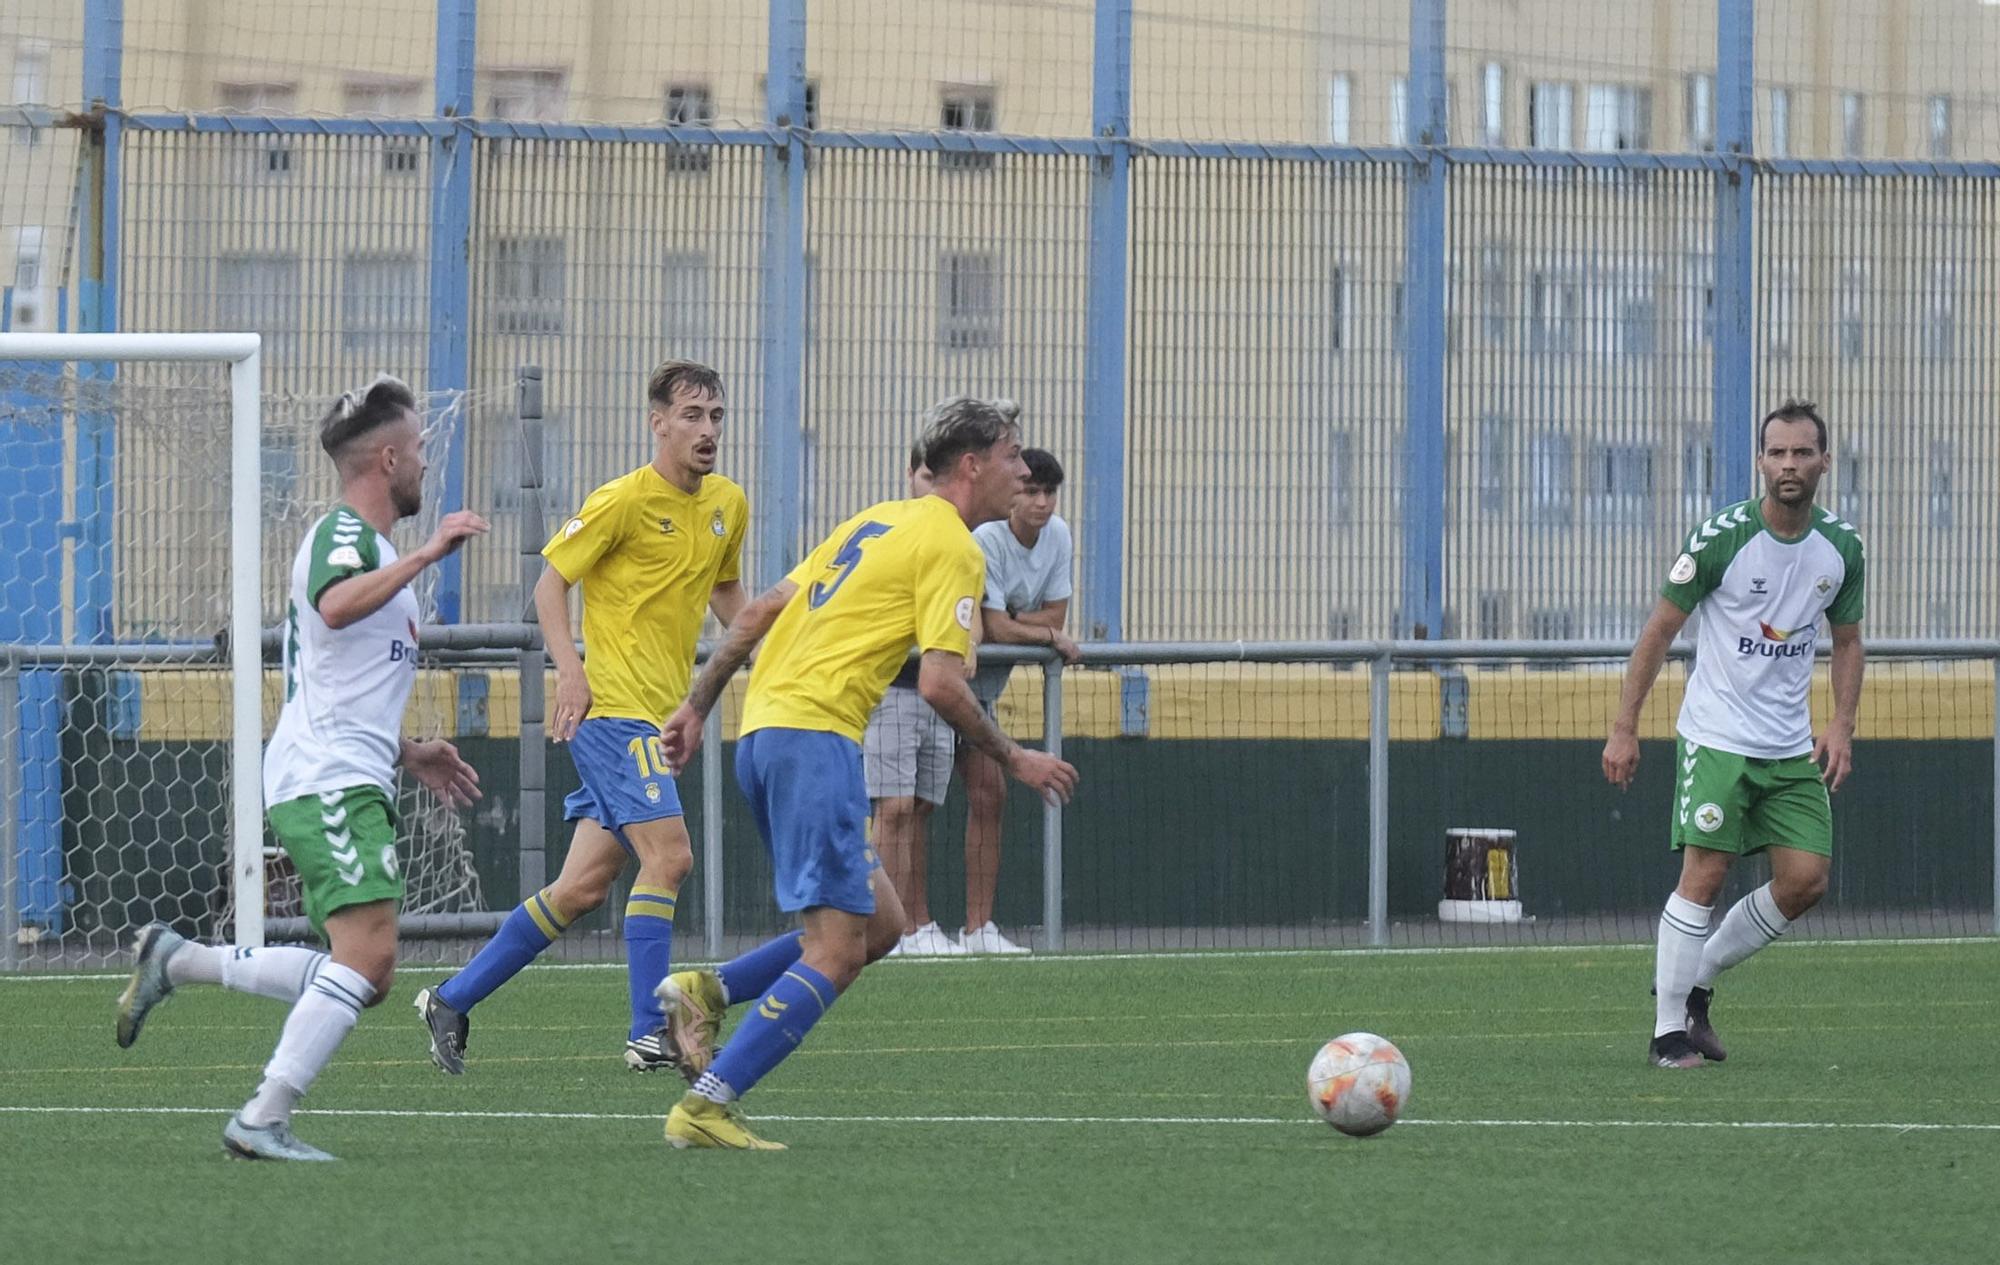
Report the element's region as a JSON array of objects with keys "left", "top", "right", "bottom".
[{"left": 958, "top": 444, "right": 1081, "bottom": 953}]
